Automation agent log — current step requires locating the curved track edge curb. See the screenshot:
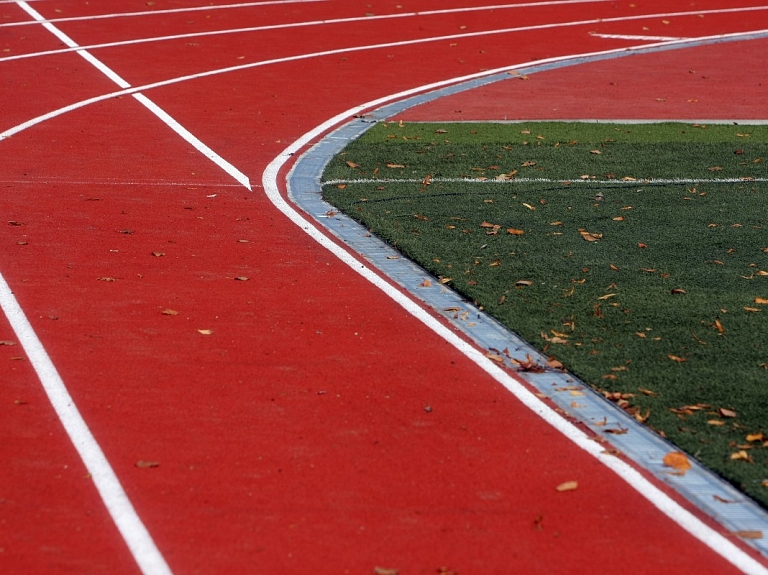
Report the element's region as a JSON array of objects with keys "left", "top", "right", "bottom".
[{"left": 280, "top": 33, "right": 768, "bottom": 567}]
